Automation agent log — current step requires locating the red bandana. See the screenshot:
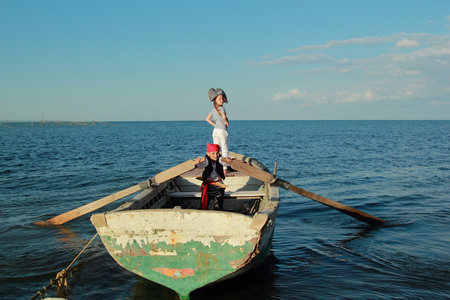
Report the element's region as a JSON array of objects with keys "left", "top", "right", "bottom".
[{"left": 206, "top": 143, "right": 220, "bottom": 152}]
